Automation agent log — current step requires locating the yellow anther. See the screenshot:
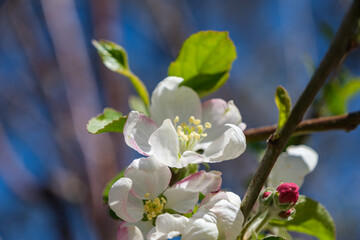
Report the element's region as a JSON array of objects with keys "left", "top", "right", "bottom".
[
  {"left": 189, "top": 116, "right": 195, "bottom": 123},
  {"left": 182, "top": 135, "right": 189, "bottom": 141},
  {"left": 205, "top": 122, "right": 212, "bottom": 128},
  {"left": 177, "top": 126, "right": 182, "bottom": 131},
  {"left": 161, "top": 197, "right": 167, "bottom": 203},
  {"left": 201, "top": 133, "right": 208, "bottom": 137},
  {"left": 144, "top": 193, "right": 150, "bottom": 199},
  {"left": 174, "top": 116, "right": 179, "bottom": 123},
  {"left": 194, "top": 119, "right": 201, "bottom": 125},
  {"left": 197, "top": 125, "right": 204, "bottom": 132}
]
